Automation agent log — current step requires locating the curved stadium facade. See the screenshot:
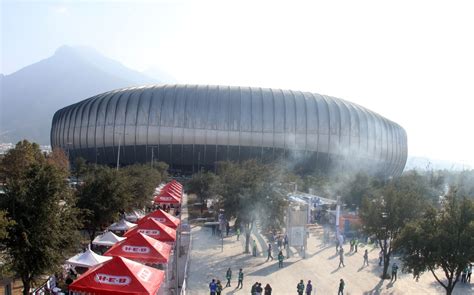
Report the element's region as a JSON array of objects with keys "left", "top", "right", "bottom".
[{"left": 51, "top": 84, "right": 407, "bottom": 176}]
